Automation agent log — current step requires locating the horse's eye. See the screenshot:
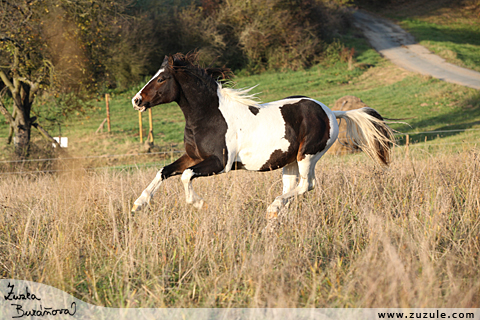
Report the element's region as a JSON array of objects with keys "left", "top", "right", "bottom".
[{"left": 157, "top": 77, "right": 165, "bottom": 83}]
